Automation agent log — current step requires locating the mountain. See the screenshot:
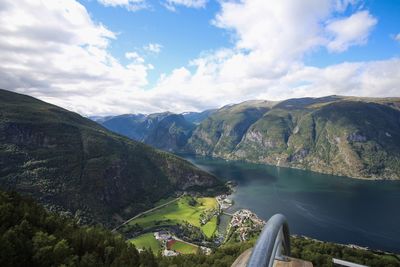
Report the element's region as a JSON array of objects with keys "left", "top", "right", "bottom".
[
  {"left": 187, "top": 96, "right": 400, "bottom": 180},
  {"left": 187, "top": 100, "right": 276, "bottom": 156},
  {"left": 182, "top": 109, "right": 217, "bottom": 124},
  {"left": 89, "top": 96, "right": 400, "bottom": 180},
  {"left": 96, "top": 112, "right": 195, "bottom": 151},
  {"left": 143, "top": 113, "right": 195, "bottom": 151},
  {"left": 0, "top": 89, "right": 226, "bottom": 227},
  {"left": 99, "top": 113, "right": 152, "bottom": 140}
]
